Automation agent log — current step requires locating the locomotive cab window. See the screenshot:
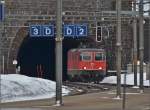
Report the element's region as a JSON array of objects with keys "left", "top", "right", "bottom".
[
  {"left": 95, "top": 52, "right": 104, "bottom": 61},
  {"left": 80, "top": 52, "right": 92, "bottom": 61}
]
